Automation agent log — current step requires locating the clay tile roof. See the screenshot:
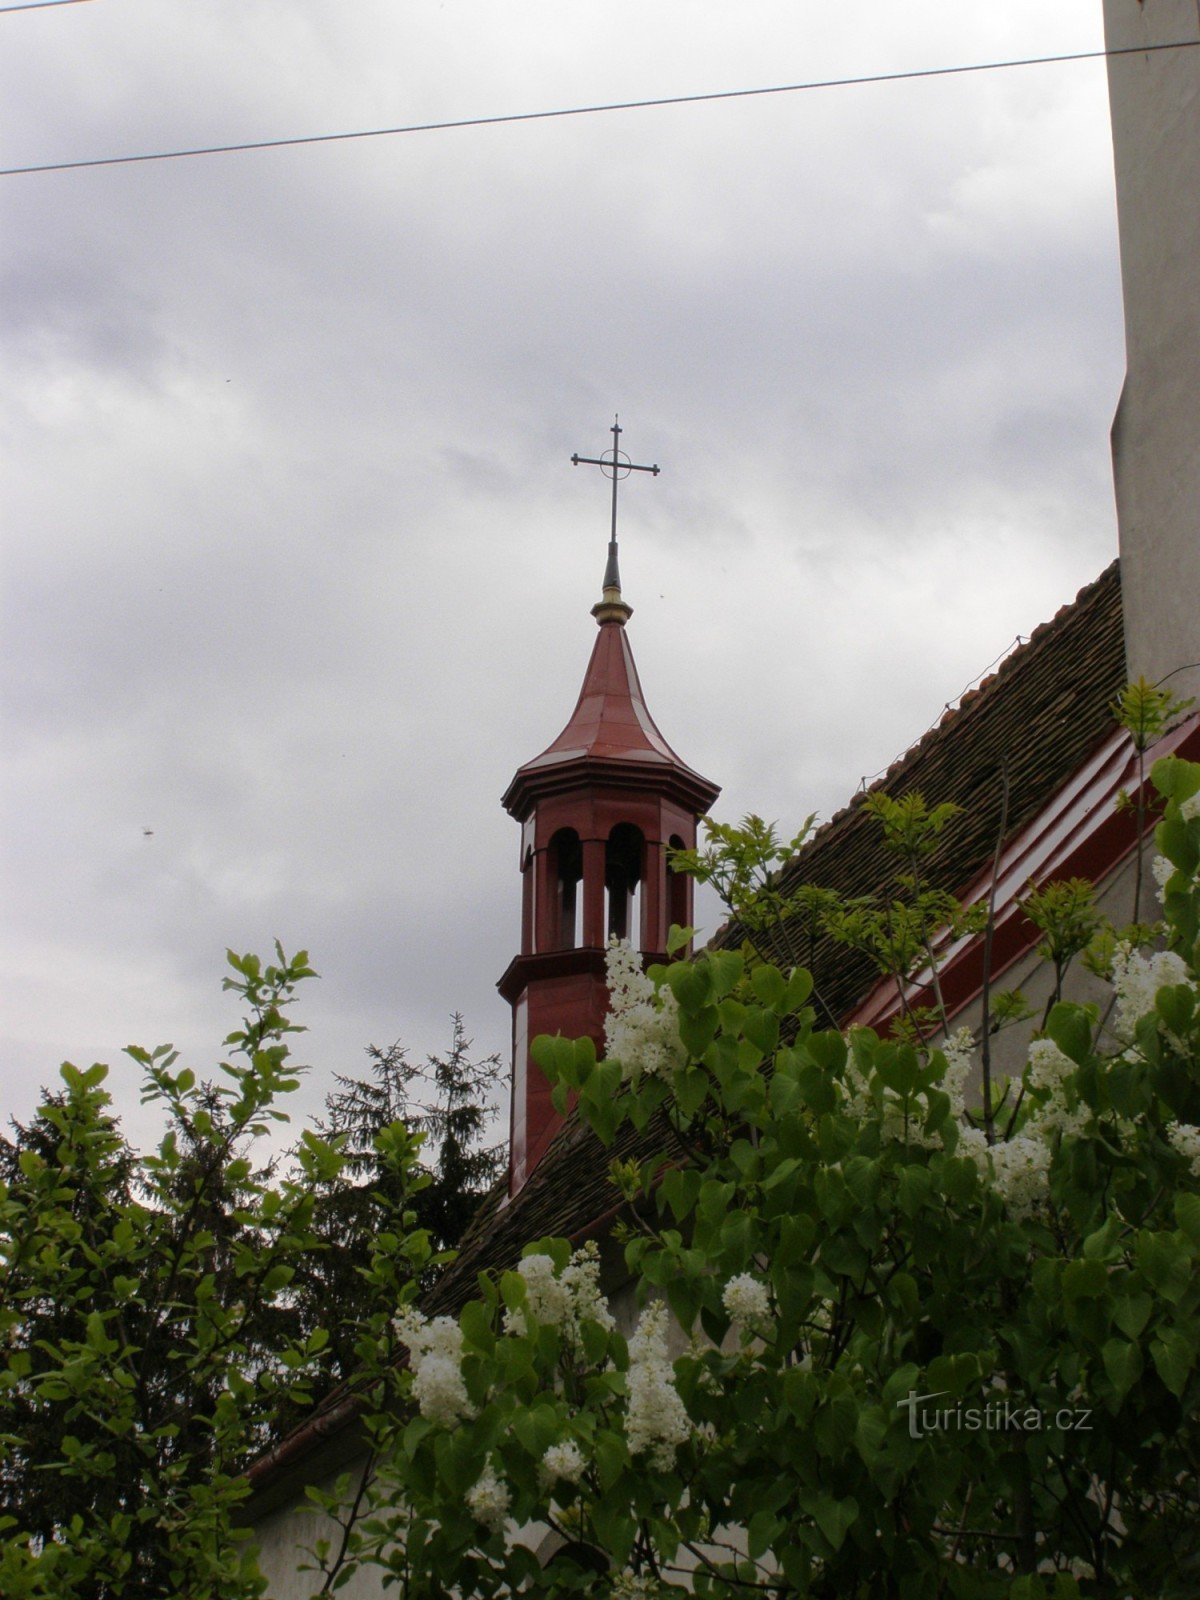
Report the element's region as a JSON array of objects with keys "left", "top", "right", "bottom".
[{"left": 428, "top": 559, "right": 1125, "bottom": 1309}]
